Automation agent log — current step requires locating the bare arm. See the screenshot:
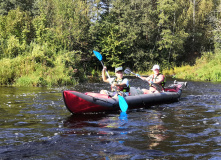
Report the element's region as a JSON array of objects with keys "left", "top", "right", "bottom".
[
  {"left": 102, "top": 67, "right": 110, "bottom": 83},
  {"left": 139, "top": 75, "right": 151, "bottom": 82}
]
